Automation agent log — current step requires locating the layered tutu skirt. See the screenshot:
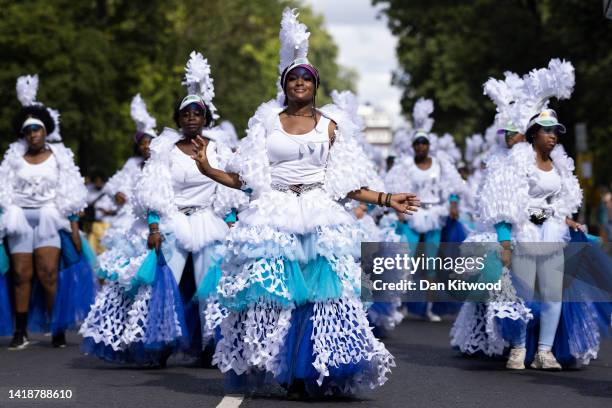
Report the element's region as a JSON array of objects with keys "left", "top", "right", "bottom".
[
  {"left": 451, "top": 228, "right": 611, "bottom": 366},
  {"left": 213, "top": 188, "right": 395, "bottom": 396},
  {"left": 80, "top": 210, "right": 227, "bottom": 365}
]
